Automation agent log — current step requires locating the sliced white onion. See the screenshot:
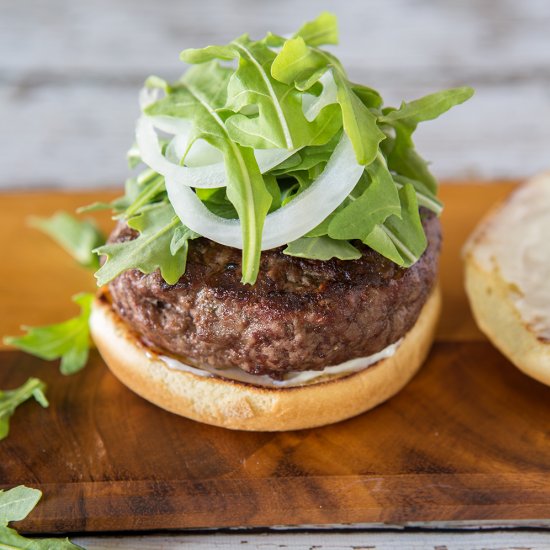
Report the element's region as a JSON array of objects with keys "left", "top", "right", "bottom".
[
  {"left": 139, "top": 87, "right": 161, "bottom": 110},
  {"left": 136, "top": 117, "right": 226, "bottom": 188},
  {"left": 302, "top": 70, "right": 338, "bottom": 122},
  {"left": 147, "top": 115, "right": 192, "bottom": 135},
  {"left": 165, "top": 133, "right": 363, "bottom": 250},
  {"left": 137, "top": 117, "right": 301, "bottom": 188},
  {"left": 165, "top": 131, "right": 294, "bottom": 172}
]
